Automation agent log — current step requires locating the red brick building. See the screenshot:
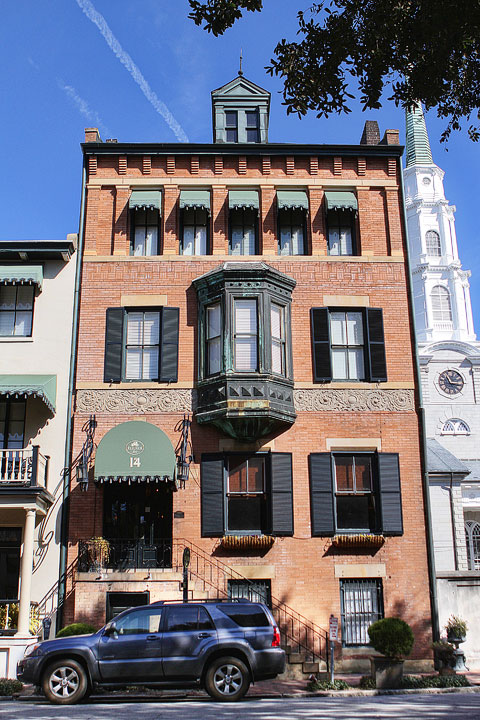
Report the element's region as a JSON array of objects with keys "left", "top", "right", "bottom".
[{"left": 65, "top": 74, "right": 433, "bottom": 672}]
